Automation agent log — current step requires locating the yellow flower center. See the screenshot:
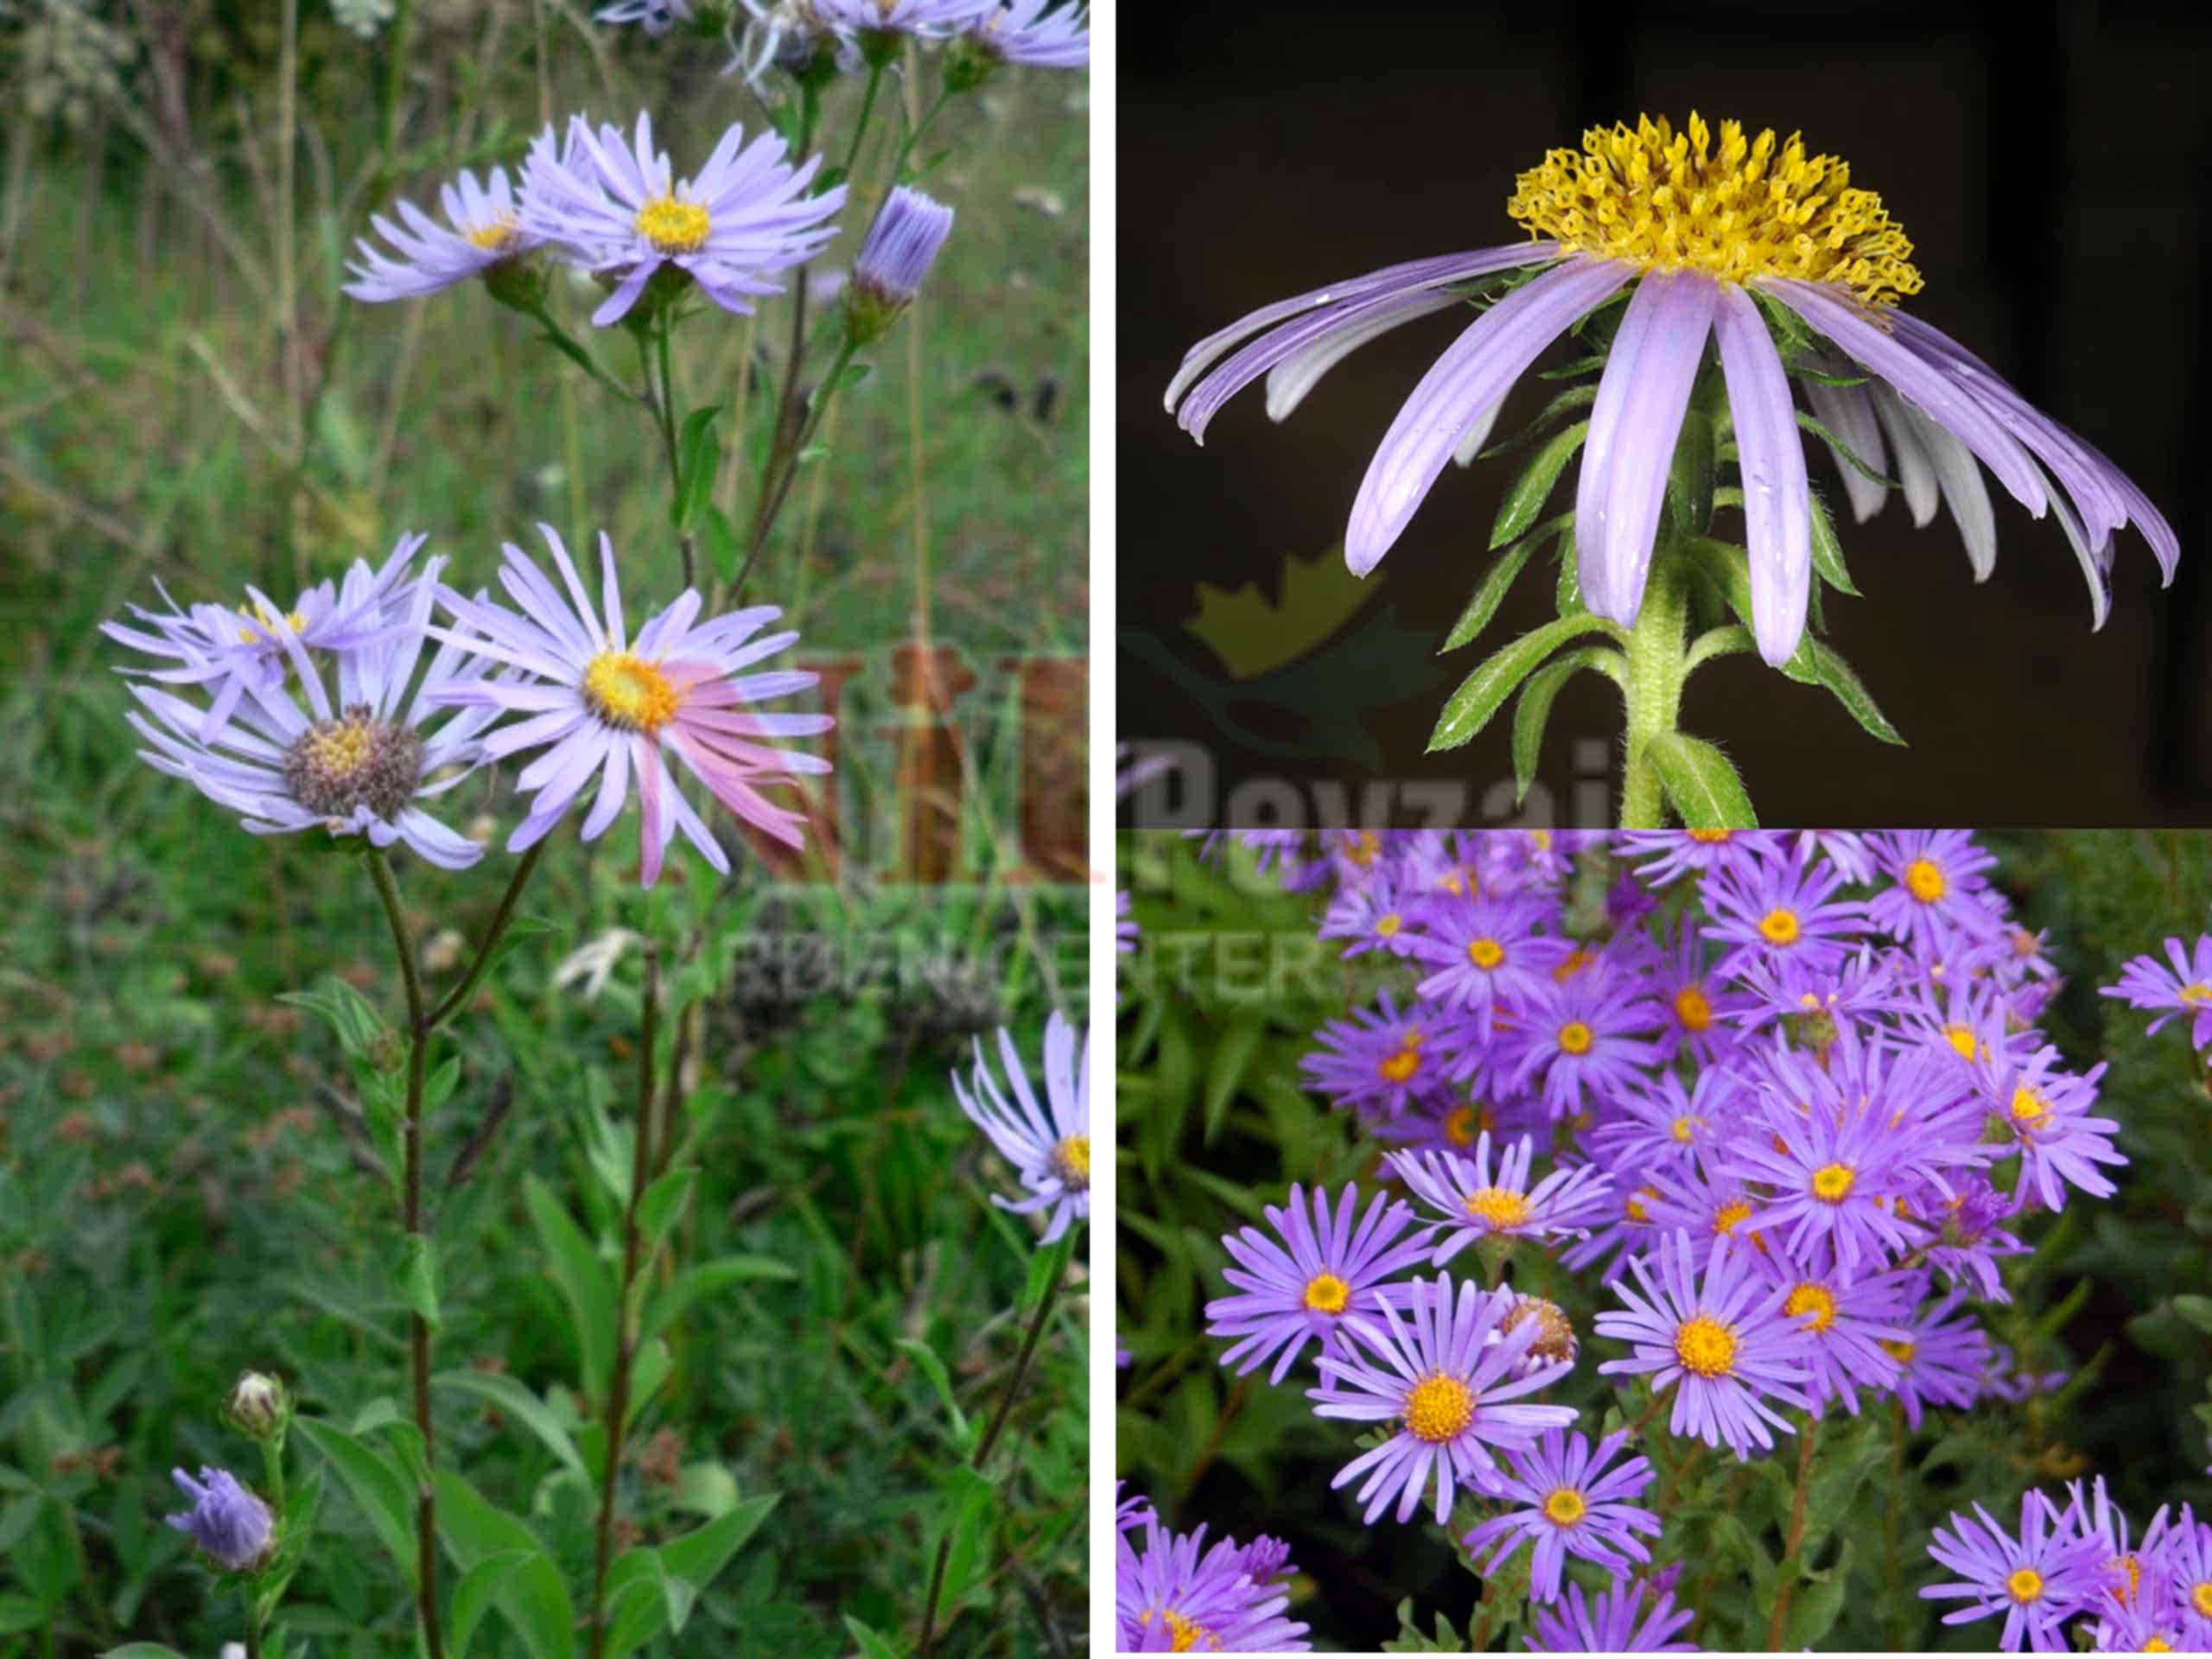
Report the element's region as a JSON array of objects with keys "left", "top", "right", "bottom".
[
  {"left": 2181, "top": 983, "right": 2212, "bottom": 1007},
  {"left": 1375, "top": 912, "right": 1402, "bottom": 938},
  {"left": 2010, "top": 1085, "right": 2050, "bottom": 1127},
  {"left": 2005, "top": 1567, "right": 2045, "bottom": 1605},
  {"left": 467, "top": 216, "right": 522, "bottom": 253},
  {"left": 582, "top": 651, "right": 682, "bottom": 735},
  {"left": 1688, "top": 830, "right": 1732, "bottom": 843},
  {"left": 1377, "top": 1047, "right": 1421, "bottom": 1084},
  {"left": 1050, "top": 1135, "right": 1090, "bottom": 1189},
  {"left": 1506, "top": 112, "right": 1922, "bottom": 307},
  {"left": 1467, "top": 937, "right": 1505, "bottom": 969},
  {"left": 2144, "top": 1640, "right": 2171, "bottom": 1653},
  {"left": 1554, "top": 948, "right": 1593, "bottom": 982},
  {"left": 1557, "top": 1020, "right": 1595, "bottom": 1056},
  {"left": 1810, "top": 1162, "right": 1856, "bottom": 1203},
  {"left": 237, "top": 602, "right": 307, "bottom": 643},
  {"left": 1161, "top": 1610, "right": 1214, "bottom": 1652},
  {"left": 1626, "top": 1186, "right": 1656, "bottom": 1223},
  {"left": 2193, "top": 1581, "right": 2212, "bottom": 1618},
  {"left": 1674, "top": 984, "right": 1713, "bottom": 1032},
  {"left": 1444, "top": 1104, "right": 1480, "bottom": 1146},
  {"left": 1669, "top": 1115, "right": 1700, "bottom": 1144},
  {"left": 2113, "top": 1554, "right": 2142, "bottom": 1605},
  {"left": 1879, "top": 1338, "right": 1916, "bottom": 1365},
  {"left": 635, "top": 195, "right": 711, "bottom": 254},
  {"left": 1944, "top": 1024, "right": 1979, "bottom": 1061},
  {"left": 1713, "top": 1198, "right": 1754, "bottom": 1236},
  {"left": 1346, "top": 830, "right": 1380, "bottom": 868},
  {"left": 1464, "top": 1186, "right": 1533, "bottom": 1230},
  {"left": 1904, "top": 857, "right": 1947, "bottom": 903},
  {"left": 1784, "top": 1282, "right": 1838, "bottom": 1334},
  {"left": 1402, "top": 1373, "right": 1476, "bottom": 1443},
  {"left": 1758, "top": 908, "right": 1802, "bottom": 945},
  {"left": 1303, "top": 1272, "right": 1351, "bottom": 1314},
  {"left": 1542, "top": 1487, "right": 1588, "bottom": 1527},
  {"left": 1674, "top": 1314, "right": 1737, "bottom": 1378}
]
